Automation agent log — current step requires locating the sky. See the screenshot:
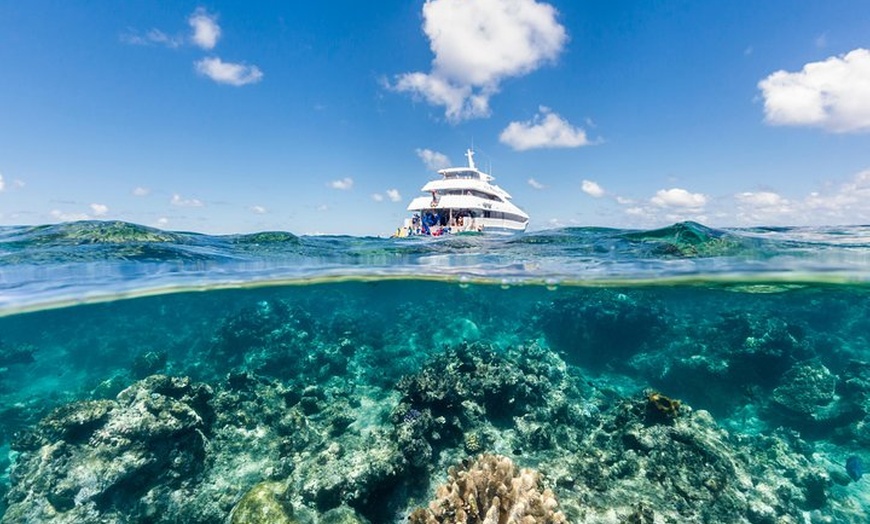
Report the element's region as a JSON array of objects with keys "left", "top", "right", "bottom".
[{"left": 0, "top": 0, "right": 868, "bottom": 236}]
